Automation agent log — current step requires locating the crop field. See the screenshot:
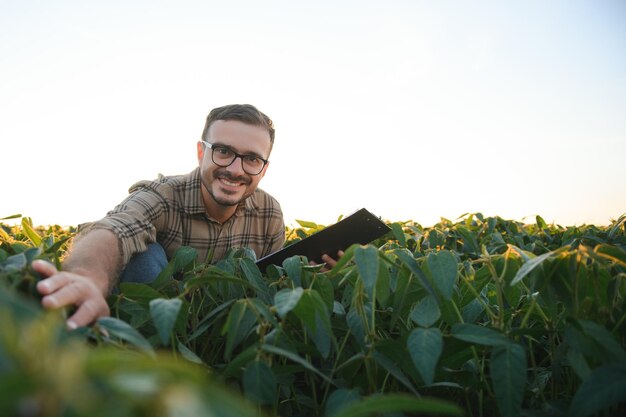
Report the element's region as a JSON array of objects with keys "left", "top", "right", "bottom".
[{"left": 1, "top": 213, "right": 625, "bottom": 417}]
